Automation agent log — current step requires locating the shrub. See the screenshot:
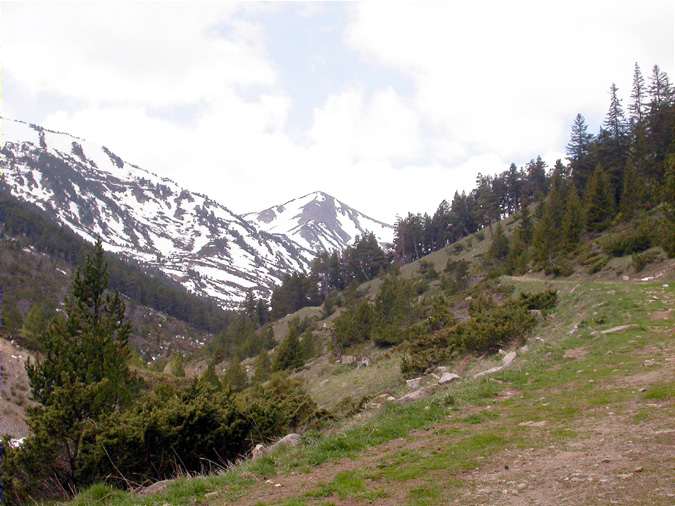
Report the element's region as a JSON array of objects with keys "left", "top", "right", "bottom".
[
  {"left": 631, "top": 250, "right": 660, "bottom": 272},
  {"left": 519, "top": 290, "right": 558, "bottom": 310},
  {"left": 544, "top": 258, "right": 574, "bottom": 277},
  {"left": 475, "top": 230, "right": 485, "bottom": 242},
  {"left": 418, "top": 259, "right": 438, "bottom": 281},
  {"left": 586, "top": 255, "right": 610, "bottom": 274},
  {"left": 442, "top": 259, "right": 470, "bottom": 294},
  {"left": 601, "top": 224, "right": 652, "bottom": 257},
  {"left": 459, "top": 301, "right": 536, "bottom": 353},
  {"left": 333, "top": 300, "right": 374, "bottom": 349},
  {"left": 370, "top": 275, "right": 418, "bottom": 346},
  {"left": 237, "top": 374, "right": 325, "bottom": 443},
  {"left": 75, "top": 386, "right": 252, "bottom": 487}
]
